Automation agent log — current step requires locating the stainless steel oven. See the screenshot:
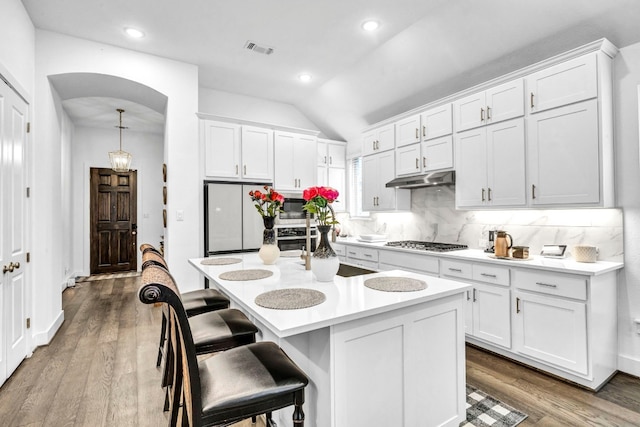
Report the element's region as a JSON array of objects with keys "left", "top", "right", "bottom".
[{"left": 276, "top": 225, "right": 317, "bottom": 252}]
